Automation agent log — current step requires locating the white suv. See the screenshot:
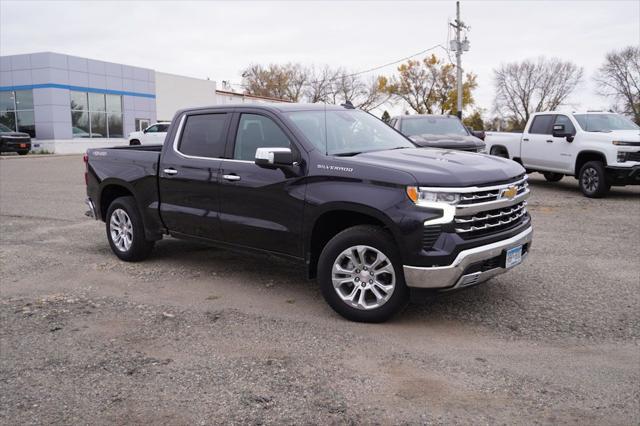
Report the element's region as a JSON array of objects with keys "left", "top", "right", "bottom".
[{"left": 128, "top": 122, "right": 171, "bottom": 146}]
